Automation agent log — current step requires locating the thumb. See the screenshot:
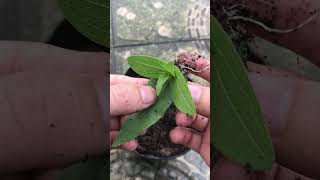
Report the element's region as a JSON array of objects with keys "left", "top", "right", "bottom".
[{"left": 110, "top": 84, "right": 156, "bottom": 116}]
